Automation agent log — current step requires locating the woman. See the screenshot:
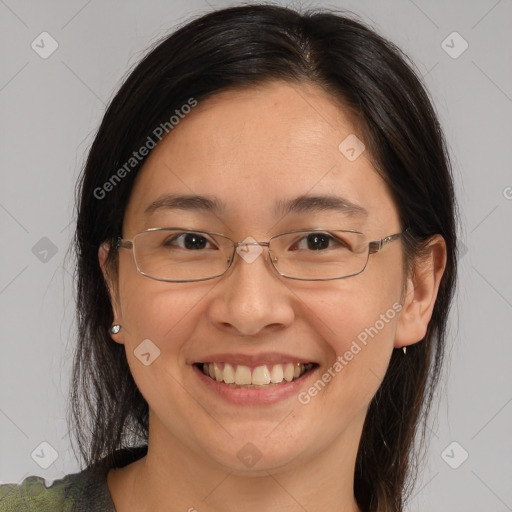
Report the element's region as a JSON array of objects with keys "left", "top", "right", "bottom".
[{"left": 0, "top": 3, "right": 457, "bottom": 511}]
